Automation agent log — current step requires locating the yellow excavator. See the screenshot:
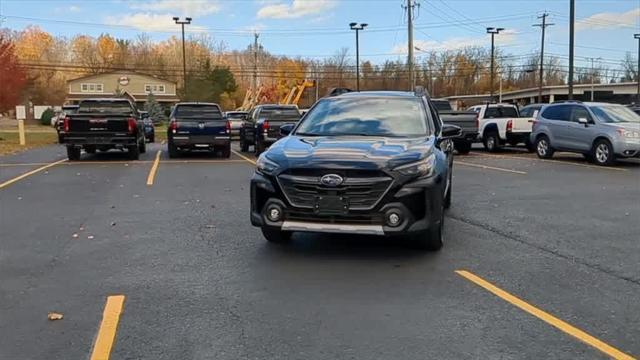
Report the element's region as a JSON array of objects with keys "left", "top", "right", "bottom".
[{"left": 280, "top": 80, "right": 315, "bottom": 106}]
